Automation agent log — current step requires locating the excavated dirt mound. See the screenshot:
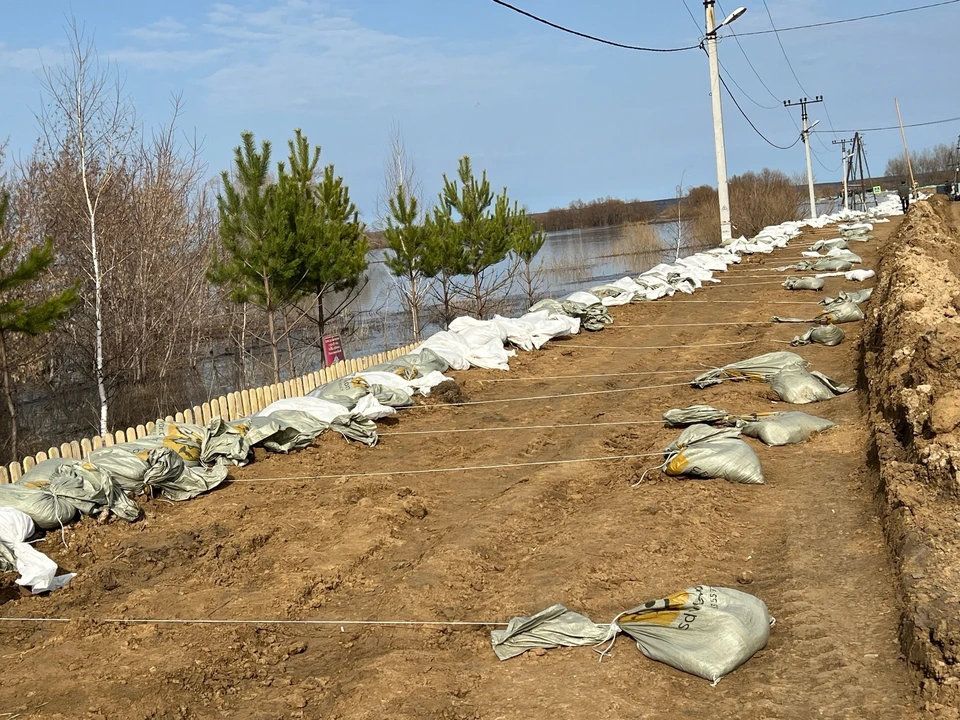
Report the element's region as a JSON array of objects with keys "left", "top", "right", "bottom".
[
  {"left": 863, "top": 196, "right": 960, "bottom": 717},
  {"left": 0, "top": 216, "right": 927, "bottom": 719}
]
